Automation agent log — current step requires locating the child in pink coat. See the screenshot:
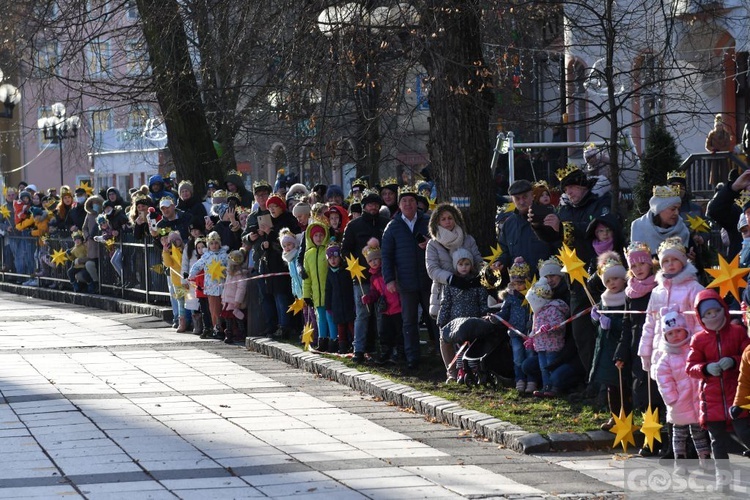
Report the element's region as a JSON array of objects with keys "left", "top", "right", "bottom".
[
  {"left": 639, "top": 237, "right": 704, "bottom": 379},
  {"left": 654, "top": 306, "right": 711, "bottom": 473},
  {"left": 221, "top": 248, "right": 249, "bottom": 344}
]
